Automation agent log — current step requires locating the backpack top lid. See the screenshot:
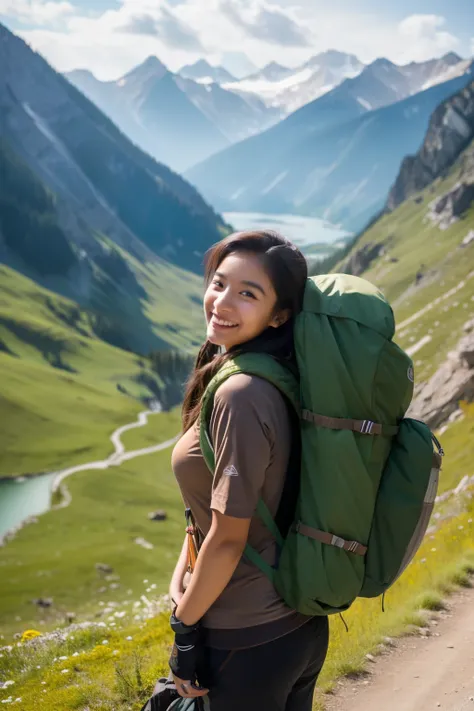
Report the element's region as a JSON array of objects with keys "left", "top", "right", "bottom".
[{"left": 305, "top": 274, "right": 395, "bottom": 340}]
